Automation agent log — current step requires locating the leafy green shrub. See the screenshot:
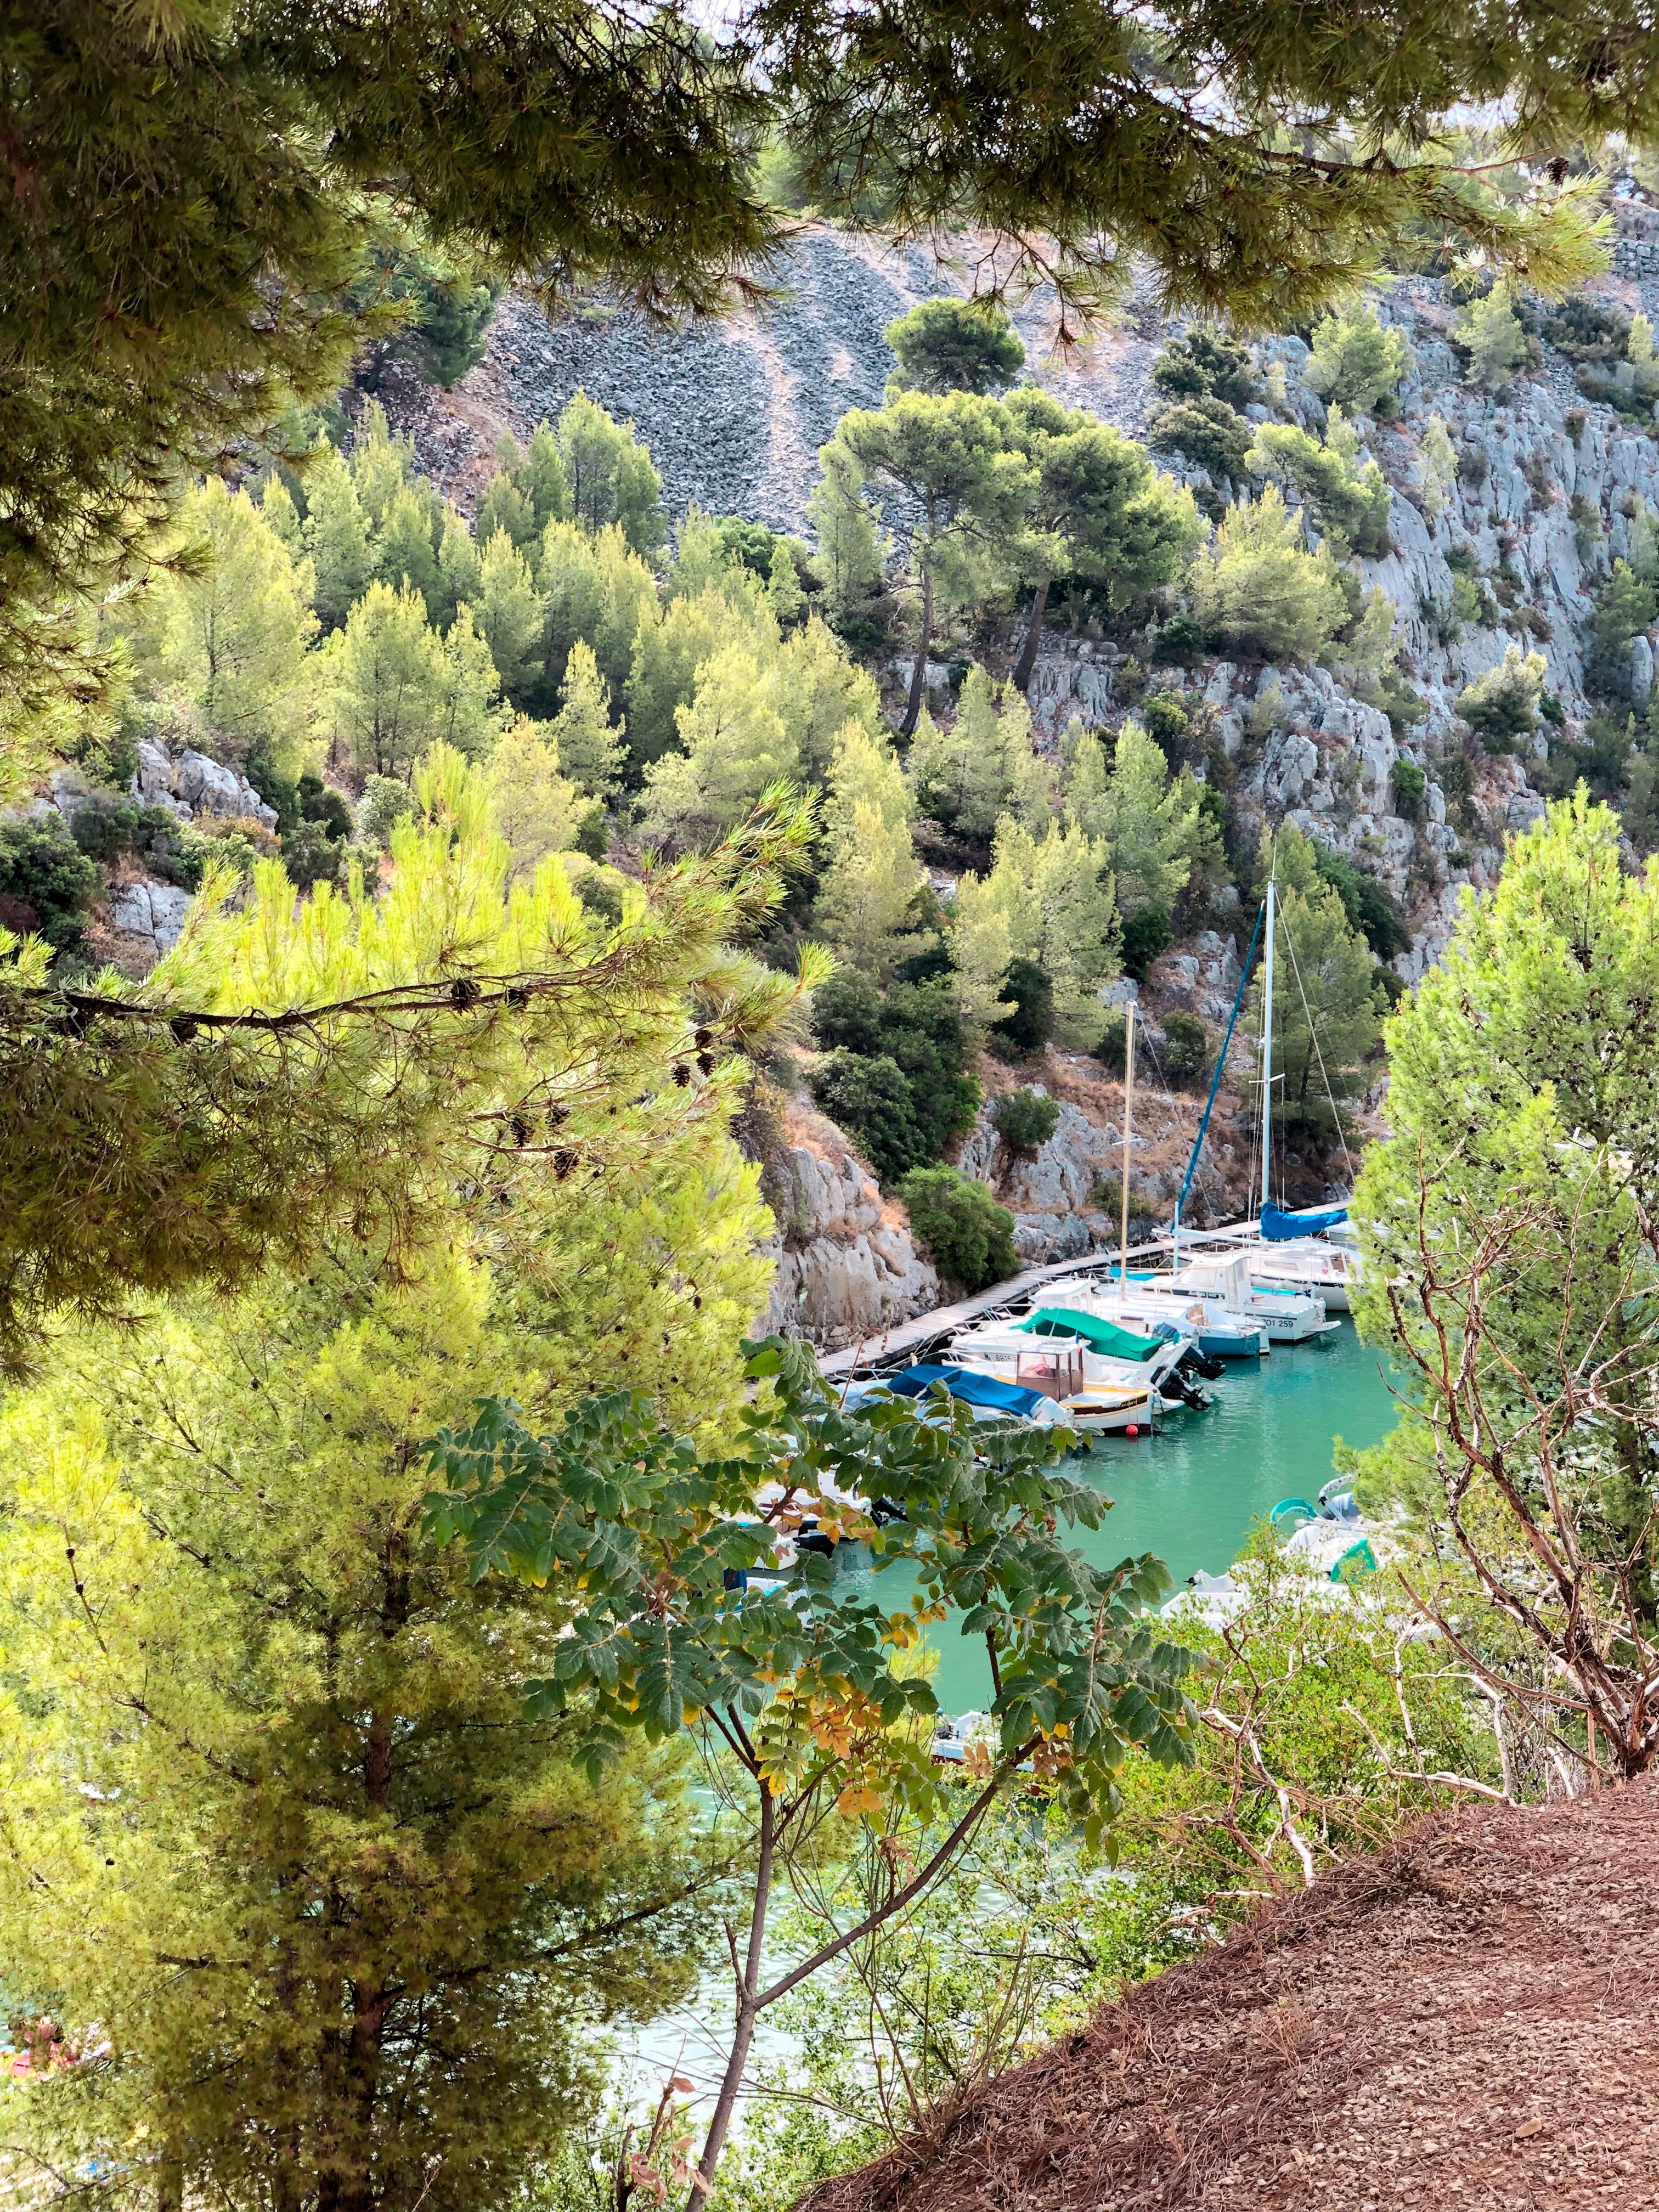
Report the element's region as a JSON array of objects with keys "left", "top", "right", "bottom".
[
  {"left": 351, "top": 245, "right": 500, "bottom": 388},
  {"left": 0, "top": 820, "right": 100, "bottom": 952},
  {"left": 358, "top": 775, "right": 416, "bottom": 850},
  {"left": 991, "top": 1087, "right": 1059, "bottom": 1152},
  {"left": 1457, "top": 646, "right": 1547, "bottom": 751},
  {"left": 896, "top": 1166, "right": 1018, "bottom": 1290},
  {"left": 1121, "top": 903, "right": 1172, "bottom": 980},
  {"left": 69, "top": 797, "right": 180, "bottom": 864},
  {"left": 1390, "top": 757, "right": 1427, "bottom": 819},
  {"left": 809, "top": 1049, "right": 921, "bottom": 1186},
  {"left": 987, "top": 956, "right": 1054, "bottom": 1060},
  {"left": 810, "top": 972, "right": 980, "bottom": 1183},
  {"left": 1148, "top": 396, "right": 1253, "bottom": 483},
  {"left": 1305, "top": 301, "right": 1412, "bottom": 414},
  {"left": 281, "top": 817, "right": 346, "bottom": 891},
  {"left": 1245, "top": 421, "right": 1393, "bottom": 556},
  {"left": 1186, "top": 484, "right": 1349, "bottom": 663},
  {"left": 1141, "top": 689, "right": 1190, "bottom": 764},
  {"left": 1458, "top": 445, "right": 1489, "bottom": 489},
  {"left": 1311, "top": 845, "right": 1410, "bottom": 961},
  {"left": 297, "top": 772, "right": 353, "bottom": 841},
  {"left": 1161, "top": 1008, "right": 1210, "bottom": 1081},
  {"left": 1149, "top": 331, "right": 1258, "bottom": 411},
  {"left": 1095, "top": 1012, "right": 1127, "bottom": 1076},
  {"left": 1149, "top": 616, "right": 1204, "bottom": 665}
]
